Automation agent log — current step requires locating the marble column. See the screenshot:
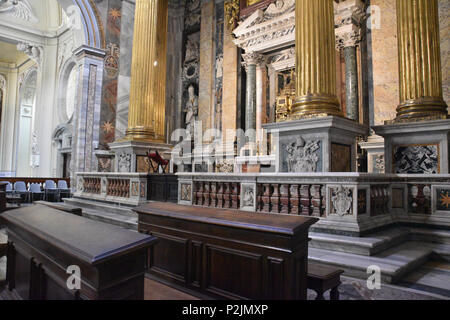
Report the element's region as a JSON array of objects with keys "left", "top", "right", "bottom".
[
  {"left": 126, "top": 0, "right": 168, "bottom": 142},
  {"left": 256, "top": 59, "right": 267, "bottom": 154},
  {"left": 242, "top": 52, "right": 262, "bottom": 144},
  {"left": 395, "top": 0, "right": 448, "bottom": 122},
  {"left": 344, "top": 47, "right": 359, "bottom": 120},
  {"left": 291, "top": 0, "right": 342, "bottom": 119},
  {"left": 335, "top": 0, "right": 366, "bottom": 122}
]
